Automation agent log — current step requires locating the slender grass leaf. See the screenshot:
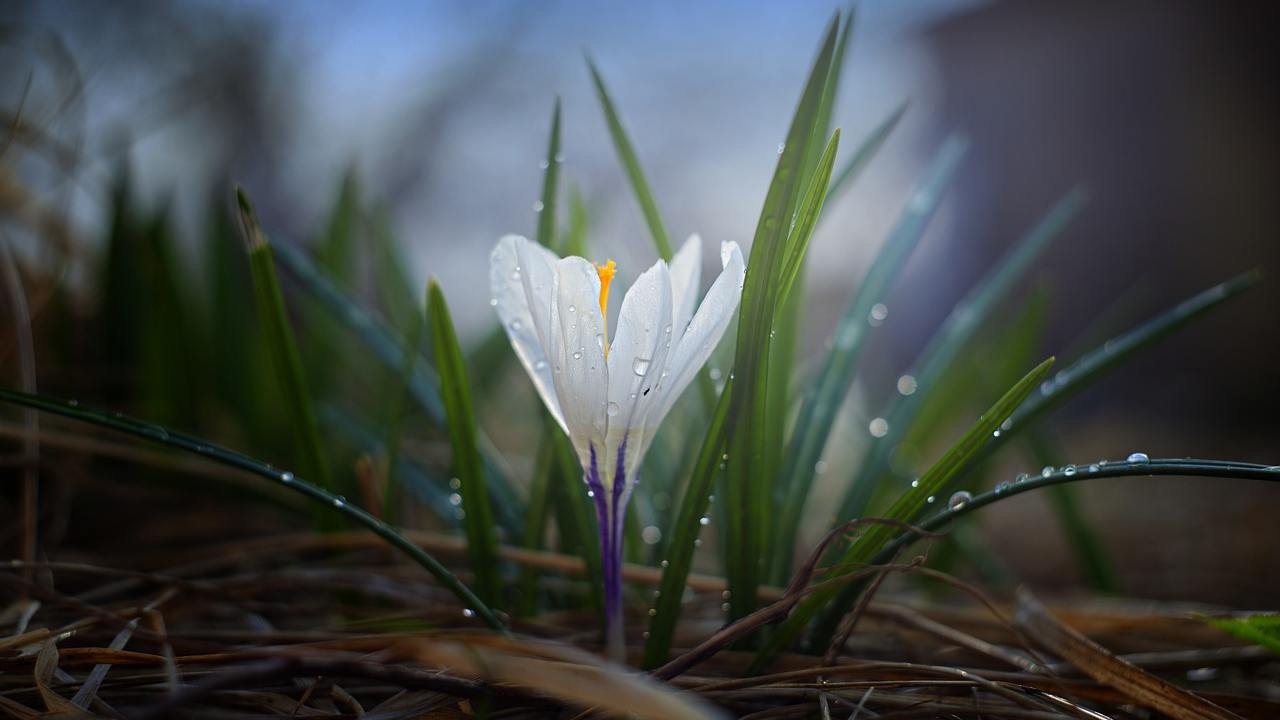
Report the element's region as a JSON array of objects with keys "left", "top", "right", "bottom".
[
  {"left": 963, "top": 270, "right": 1262, "bottom": 473},
  {"left": 1204, "top": 615, "right": 1280, "bottom": 656},
  {"left": 873, "top": 458, "right": 1280, "bottom": 568},
  {"left": 235, "top": 187, "right": 340, "bottom": 531},
  {"left": 428, "top": 278, "right": 502, "bottom": 608},
  {"left": 316, "top": 170, "right": 360, "bottom": 287},
  {"left": 369, "top": 206, "right": 421, "bottom": 334},
  {"left": 537, "top": 98, "right": 562, "bottom": 249},
  {"left": 550, "top": 426, "right": 605, "bottom": 620},
  {"left": 269, "top": 239, "right": 525, "bottom": 533},
  {"left": 642, "top": 377, "right": 734, "bottom": 669},
  {"left": 561, "top": 184, "right": 589, "bottom": 258},
  {"left": 586, "top": 58, "right": 672, "bottom": 260},
  {"left": 0, "top": 387, "right": 506, "bottom": 633},
  {"left": 779, "top": 129, "right": 840, "bottom": 302},
  {"left": 755, "top": 356, "right": 1055, "bottom": 667},
  {"left": 836, "top": 188, "right": 1087, "bottom": 524},
  {"left": 768, "top": 136, "right": 968, "bottom": 584},
  {"left": 723, "top": 13, "right": 840, "bottom": 623}
]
